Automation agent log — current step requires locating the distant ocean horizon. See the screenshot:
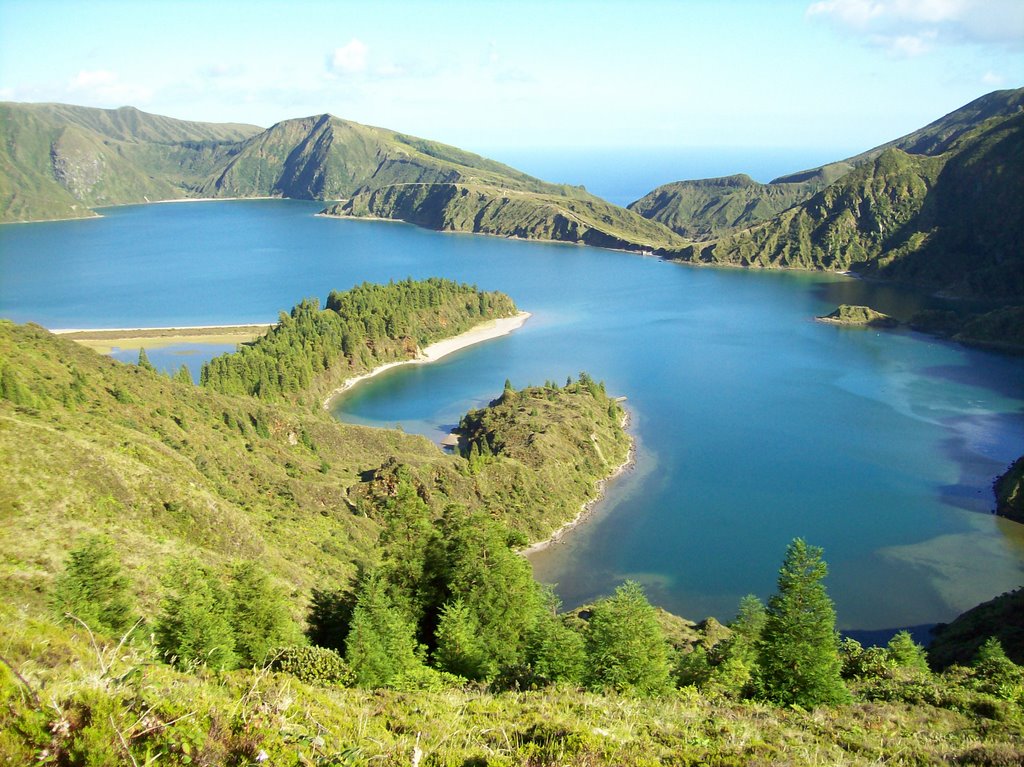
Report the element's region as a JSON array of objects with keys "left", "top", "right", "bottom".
[{"left": 478, "top": 146, "right": 859, "bottom": 207}]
